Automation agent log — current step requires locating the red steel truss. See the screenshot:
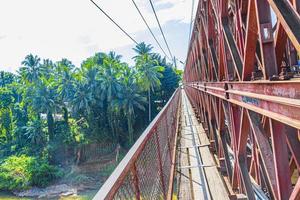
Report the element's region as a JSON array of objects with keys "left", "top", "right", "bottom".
[
  {"left": 184, "top": 0, "right": 300, "bottom": 199},
  {"left": 94, "top": 89, "right": 181, "bottom": 200}
]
